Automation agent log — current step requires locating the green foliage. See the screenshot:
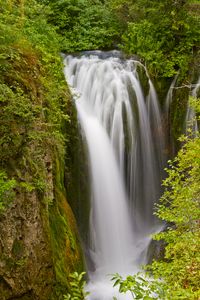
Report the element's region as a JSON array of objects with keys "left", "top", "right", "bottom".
[
  {"left": 64, "top": 272, "right": 89, "bottom": 300},
  {"left": 113, "top": 0, "right": 200, "bottom": 77},
  {"left": 37, "top": 0, "right": 121, "bottom": 52},
  {"left": 190, "top": 95, "right": 200, "bottom": 116},
  {"left": 0, "top": 171, "right": 16, "bottom": 212},
  {"left": 111, "top": 272, "right": 163, "bottom": 299},
  {"left": 37, "top": 0, "right": 200, "bottom": 77},
  {"left": 0, "top": 1, "right": 83, "bottom": 299},
  {"left": 0, "top": 0, "right": 70, "bottom": 184},
  {"left": 149, "top": 97, "right": 200, "bottom": 299}
]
